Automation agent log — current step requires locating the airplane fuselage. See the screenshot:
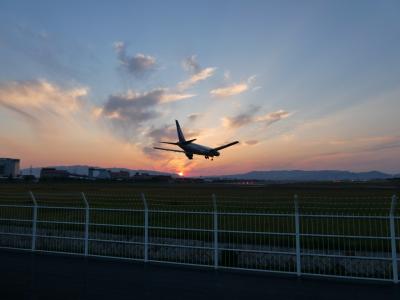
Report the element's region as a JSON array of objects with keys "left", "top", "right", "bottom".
[{"left": 178, "top": 143, "right": 220, "bottom": 159}]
